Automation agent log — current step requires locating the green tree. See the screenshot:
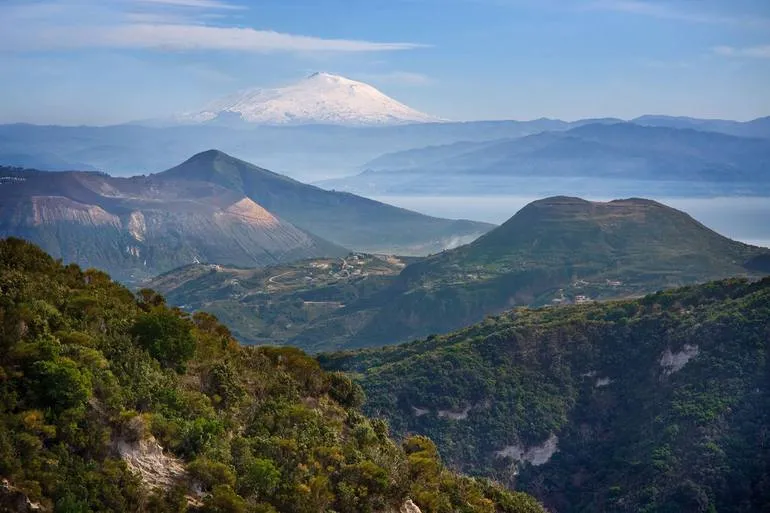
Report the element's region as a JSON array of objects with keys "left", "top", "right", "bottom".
[
  {"left": 327, "top": 371, "right": 365, "bottom": 408},
  {"left": 239, "top": 458, "right": 280, "bottom": 499},
  {"left": 130, "top": 309, "right": 195, "bottom": 371},
  {"left": 31, "top": 357, "right": 92, "bottom": 411}
]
